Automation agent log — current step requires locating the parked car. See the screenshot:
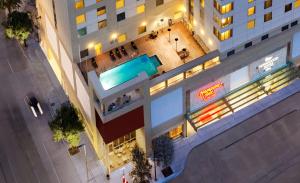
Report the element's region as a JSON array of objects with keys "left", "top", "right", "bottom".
[{"left": 25, "top": 95, "right": 43, "bottom": 117}]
